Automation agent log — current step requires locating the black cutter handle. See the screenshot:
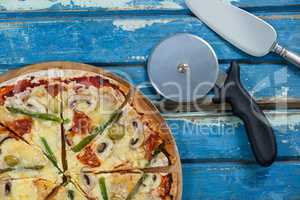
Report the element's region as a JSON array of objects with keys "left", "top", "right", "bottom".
[{"left": 213, "top": 62, "right": 277, "bottom": 167}]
